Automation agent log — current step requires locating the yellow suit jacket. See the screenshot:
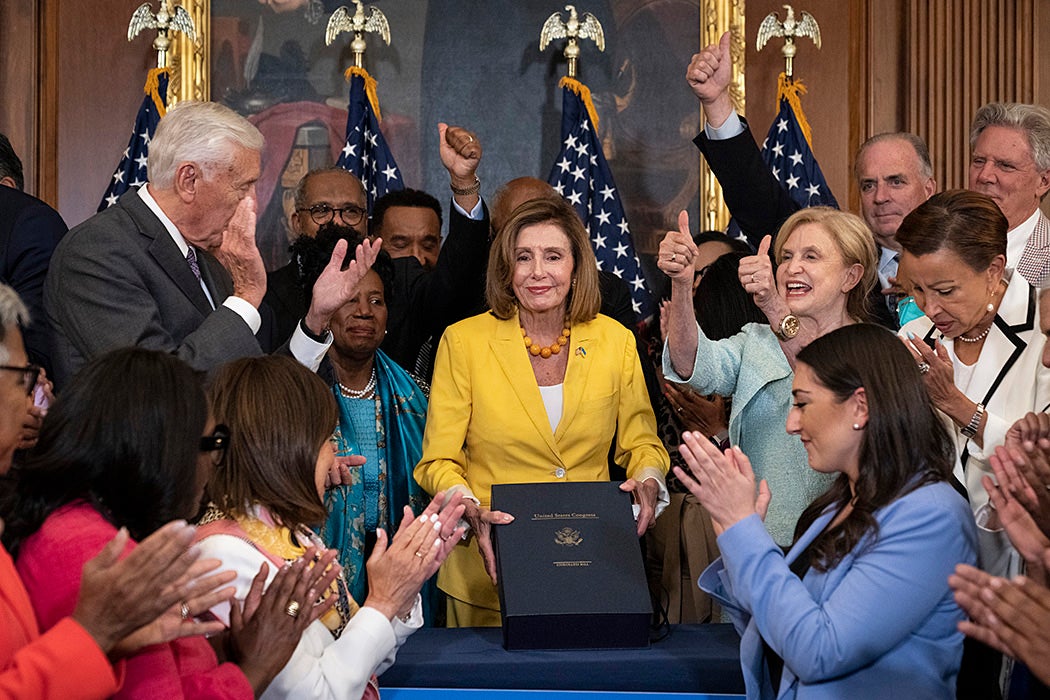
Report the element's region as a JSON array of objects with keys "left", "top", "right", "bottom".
[{"left": 415, "top": 311, "right": 669, "bottom": 610}]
